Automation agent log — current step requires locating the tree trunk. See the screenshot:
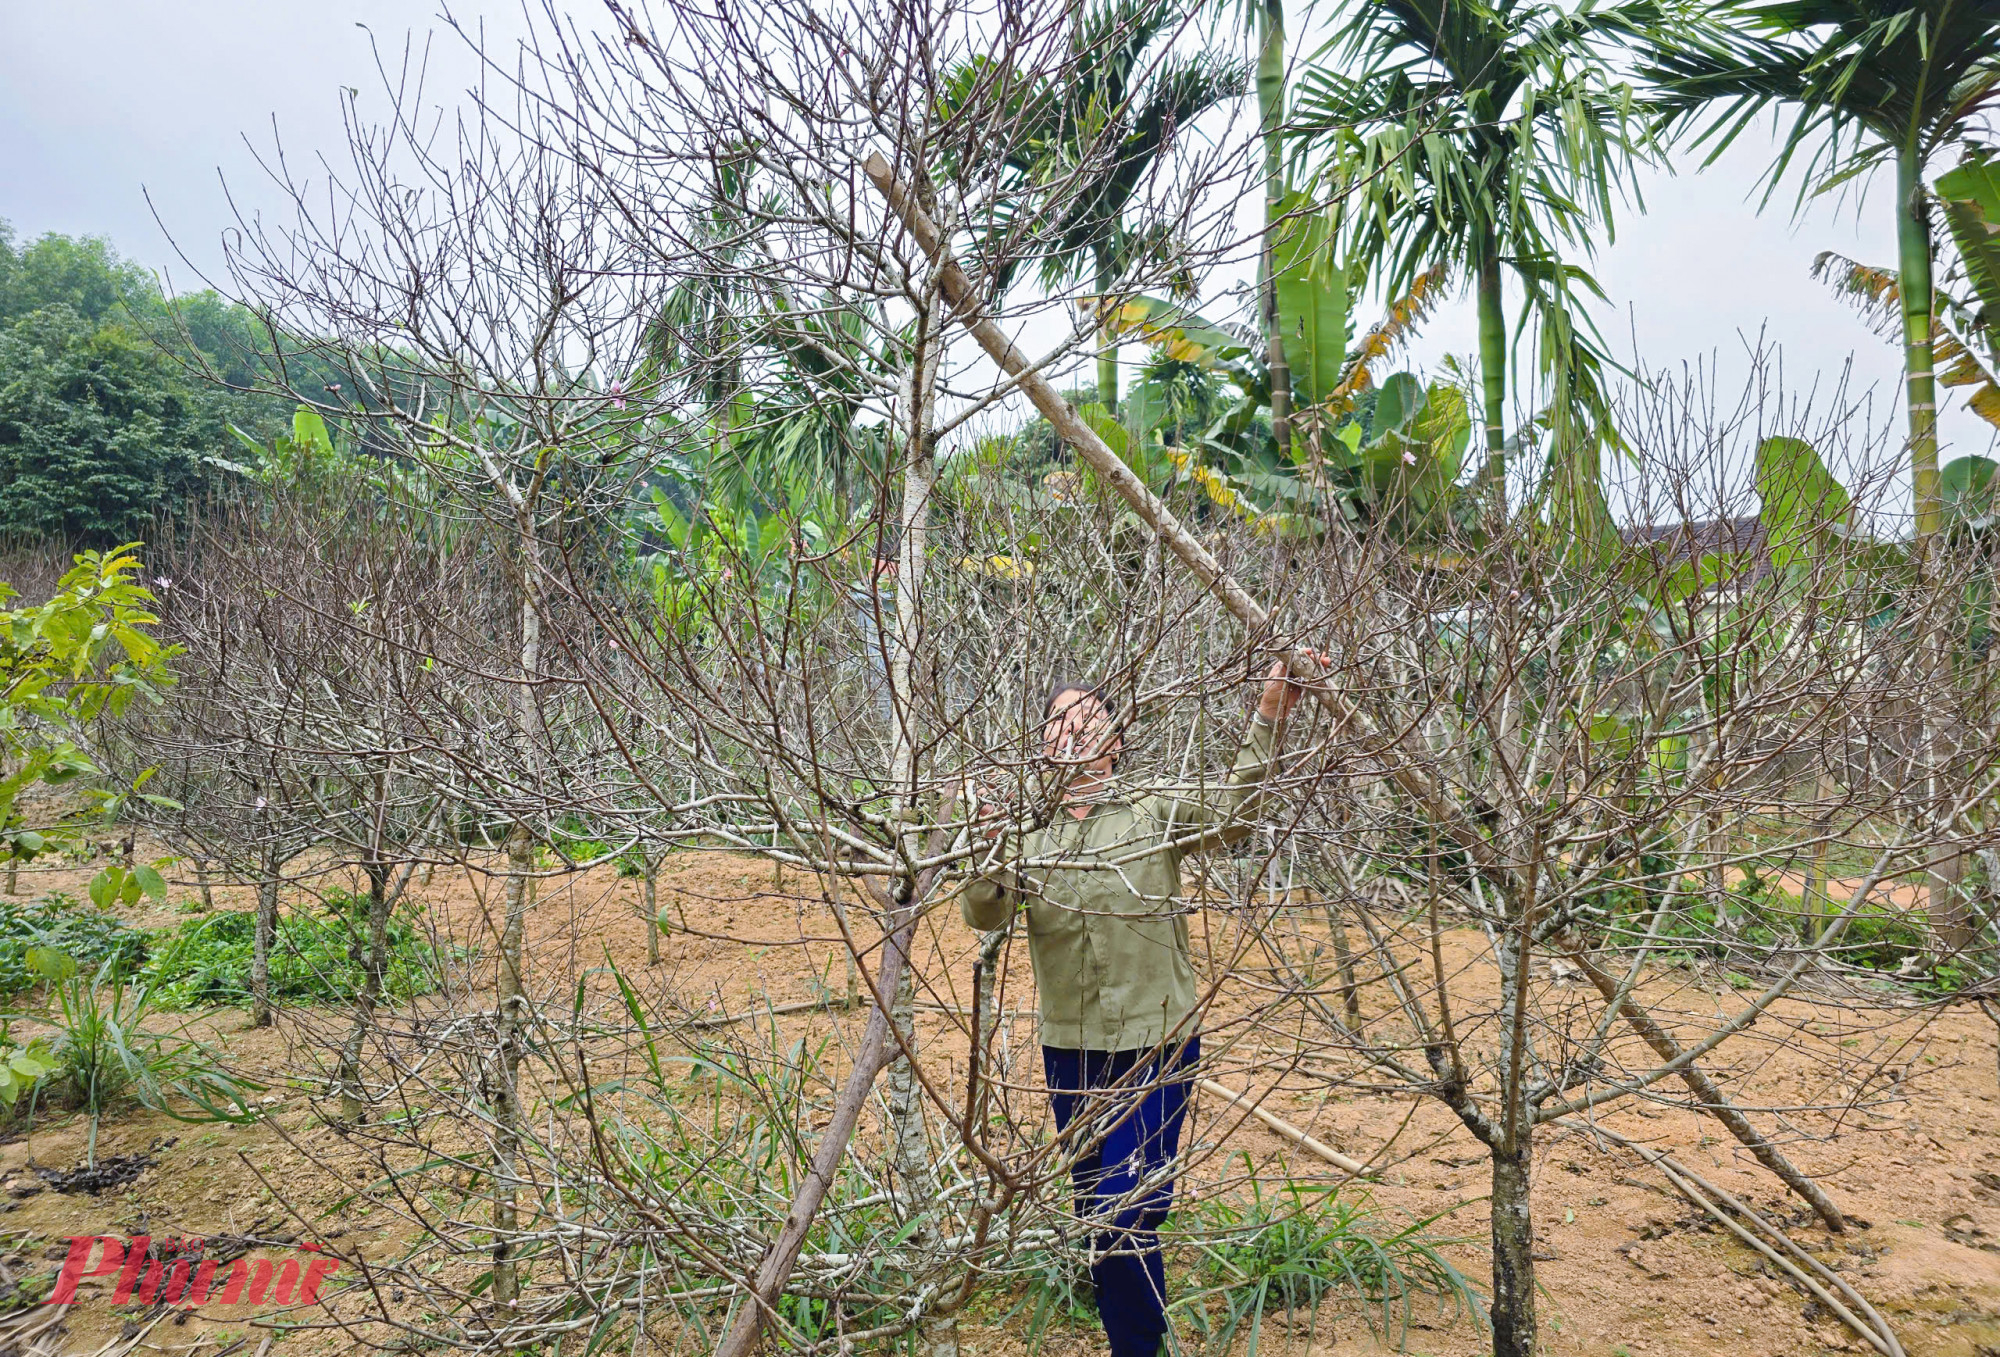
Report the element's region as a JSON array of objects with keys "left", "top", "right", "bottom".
[
  {"left": 1488, "top": 1133, "right": 1538, "bottom": 1357},
  {"left": 252, "top": 859, "right": 279, "bottom": 1028},
  {"left": 491, "top": 504, "right": 545, "bottom": 1318},
  {"left": 887, "top": 948, "right": 927, "bottom": 1173},
  {"left": 1325, "top": 903, "right": 1360, "bottom": 1028},
  {"left": 714, "top": 906, "right": 922, "bottom": 1357},
  {"left": 336, "top": 859, "right": 392, "bottom": 1126},
  {"left": 1804, "top": 768, "right": 1836, "bottom": 936},
  {"left": 885, "top": 245, "right": 957, "bottom": 1357},
  {"left": 1257, "top": 0, "right": 1291, "bottom": 462},
  {"left": 974, "top": 919, "right": 1009, "bottom": 1048},
  {"left": 489, "top": 822, "right": 534, "bottom": 1316},
  {"left": 194, "top": 856, "right": 213, "bottom": 910},
  {"left": 643, "top": 849, "right": 662, "bottom": 966},
  {"left": 1475, "top": 217, "right": 1507, "bottom": 519}
]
